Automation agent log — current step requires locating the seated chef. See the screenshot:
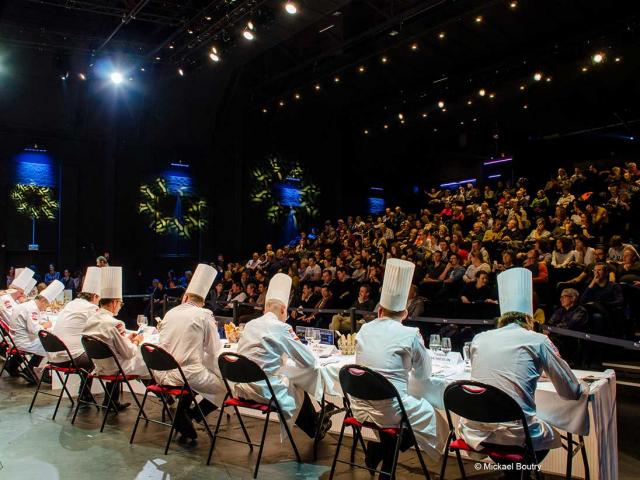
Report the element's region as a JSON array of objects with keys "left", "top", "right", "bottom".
[
  {"left": 9, "top": 279, "right": 65, "bottom": 383},
  {"left": 157, "top": 263, "right": 225, "bottom": 443},
  {"left": 83, "top": 267, "right": 145, "bottom": 411},
  {"left": 352, "top": 259, "right": 440, "bottom": 477},
  {"left": 0, "top": 267, "right": 35, "bottom": 330},
  {"left": 459, "top": 267, "right": 586, "bottom": 460},
  {"left": 235, "top": 273, "right": 323, "bottom": 439}
]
